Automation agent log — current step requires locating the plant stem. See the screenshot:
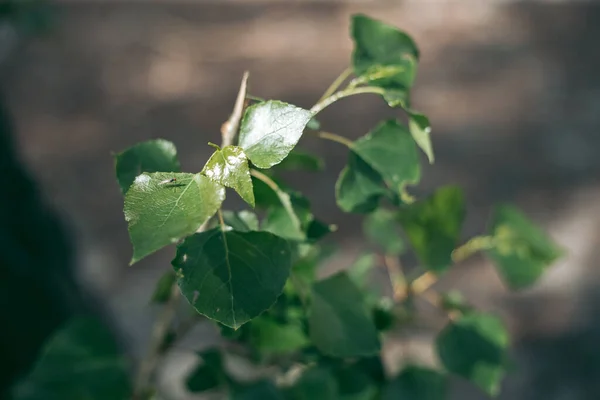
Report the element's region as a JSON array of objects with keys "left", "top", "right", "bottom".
[
  {"left": 133, "top": 283, "right": 180, "bottom": 399},
  {"left": 310, "top": 86, "right": 386, "bottom": 115},
  {"left": 411, "top": 271, "right": 437, "bottom": 295},
  {"left": 383, "top": 255, "right": 407, "bottom": 301},
  {"left": 316, "top": 67, "right": 353, "bottom": 104},
  {"left": 217, "top": 208, "right": 226, "bottom": 230},
  {"left": 309, "top": 130, "right": 354, "bottom": 148},
  {"left": 451, "top": 235, "right": 496, "bottom": 263},
  {"left": 221, "top": 71, "right": 249, "bottom": 147}
]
